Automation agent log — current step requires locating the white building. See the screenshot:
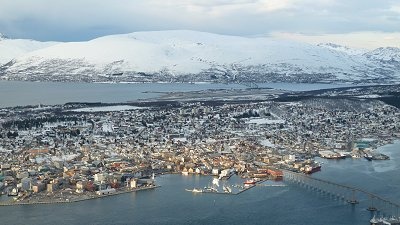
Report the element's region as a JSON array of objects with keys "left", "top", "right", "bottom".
[
  {"left": 94, "top": 173, "right": 107, "bottom": 182},
  {"left": 96, "top": 188, "right": 116, "bottom": 195}
]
